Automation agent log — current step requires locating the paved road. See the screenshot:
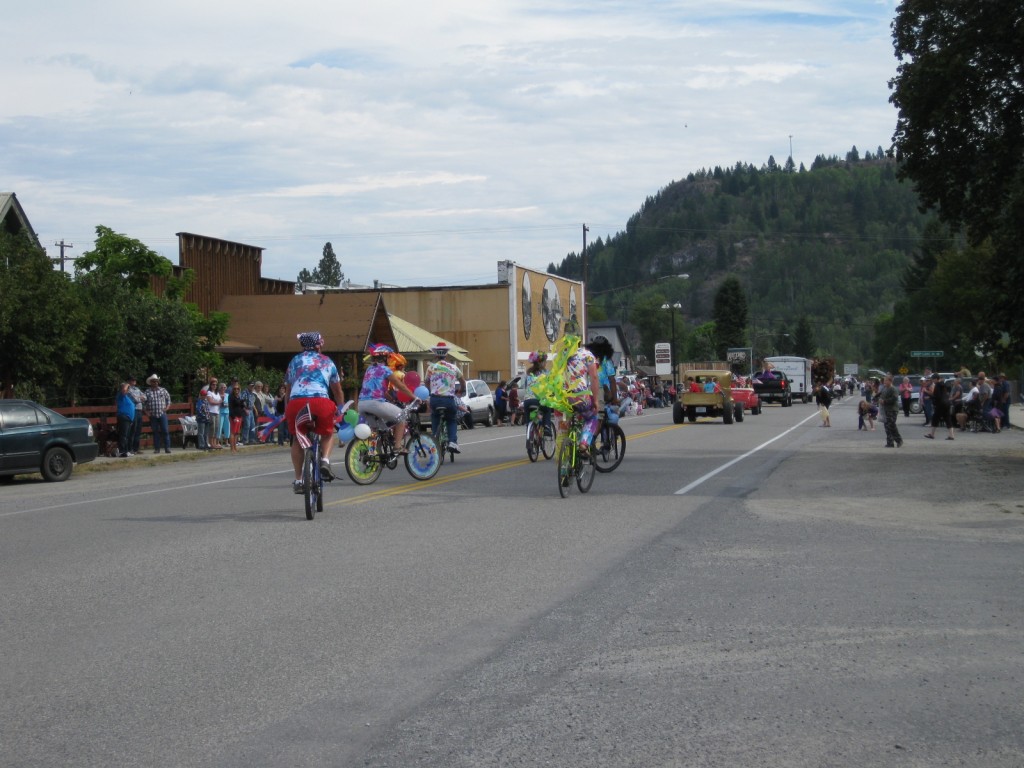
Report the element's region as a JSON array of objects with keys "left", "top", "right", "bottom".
[{"left": 2, "top": 401, "right": 1022, "bottom": 767}]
